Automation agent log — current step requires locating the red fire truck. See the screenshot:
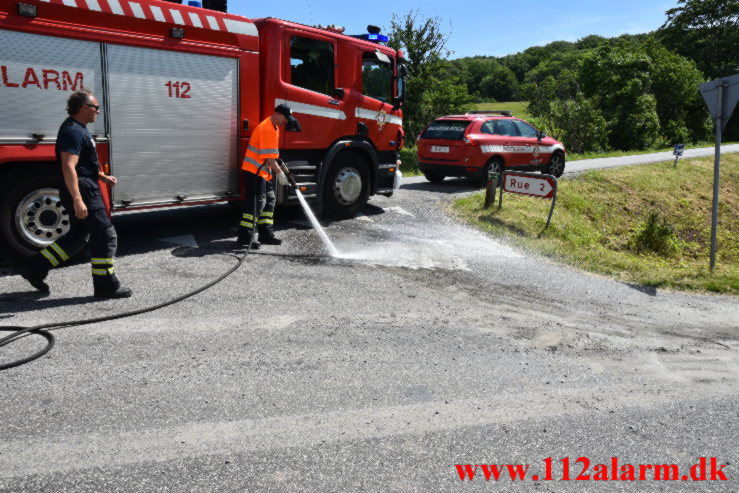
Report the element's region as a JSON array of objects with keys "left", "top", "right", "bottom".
[{"left": 0, "top": 0, "right": 405, "bottom": 259}]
